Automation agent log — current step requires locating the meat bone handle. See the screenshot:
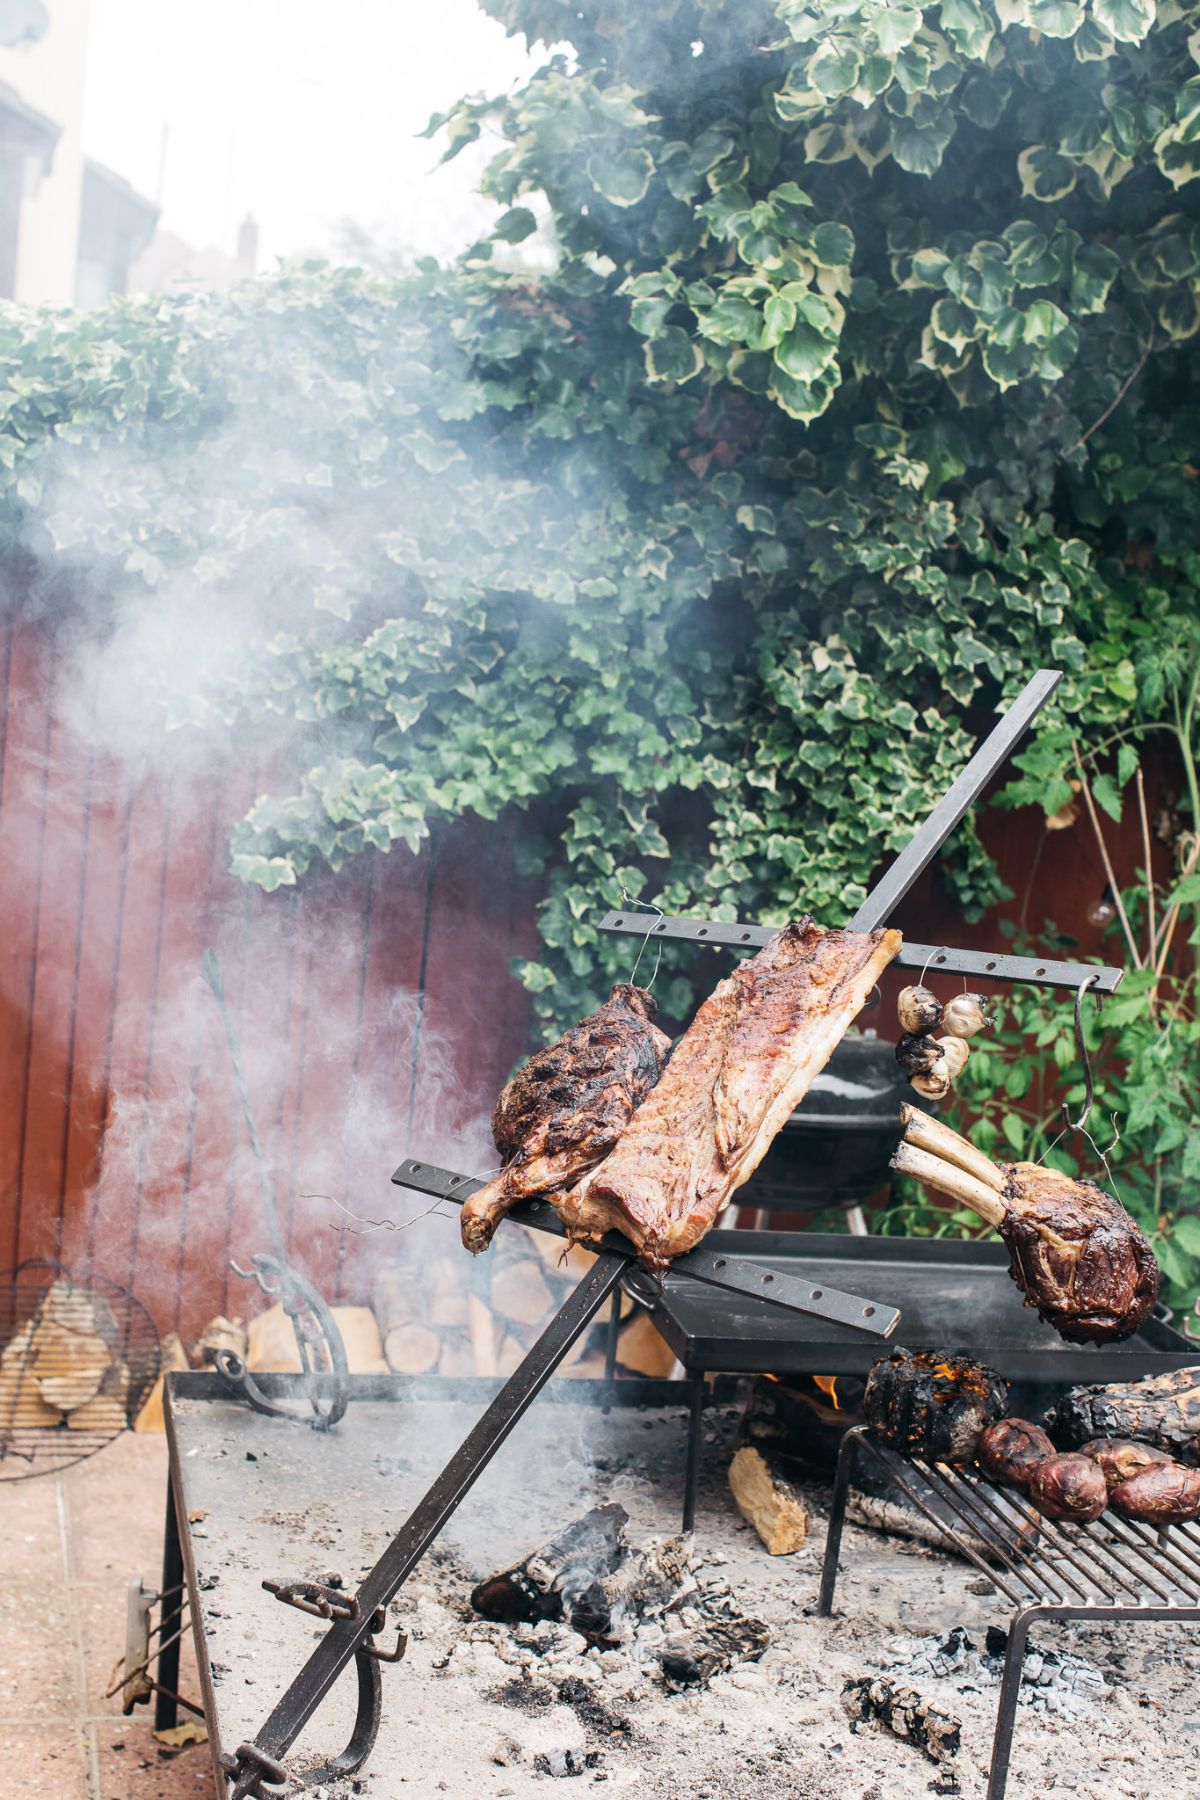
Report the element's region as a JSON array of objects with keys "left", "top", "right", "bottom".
[{"left": 390, "top": 1157, "right": 899, "bottom": 1340}]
